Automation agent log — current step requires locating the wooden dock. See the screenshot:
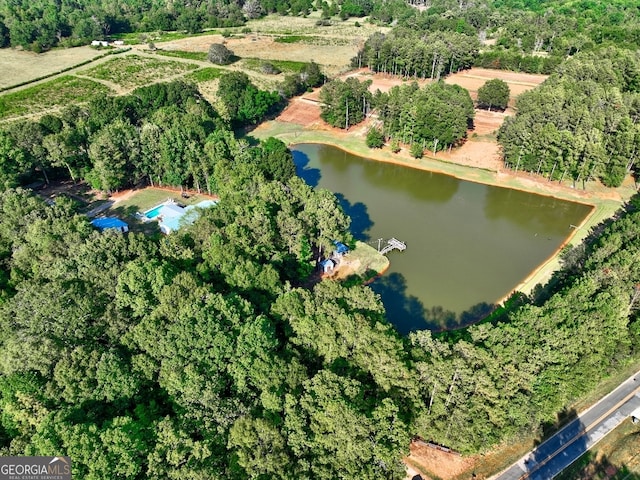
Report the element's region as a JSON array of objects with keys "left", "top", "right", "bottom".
[{"left": 379, "top": 238, "right": 407, "bottom": 255}]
